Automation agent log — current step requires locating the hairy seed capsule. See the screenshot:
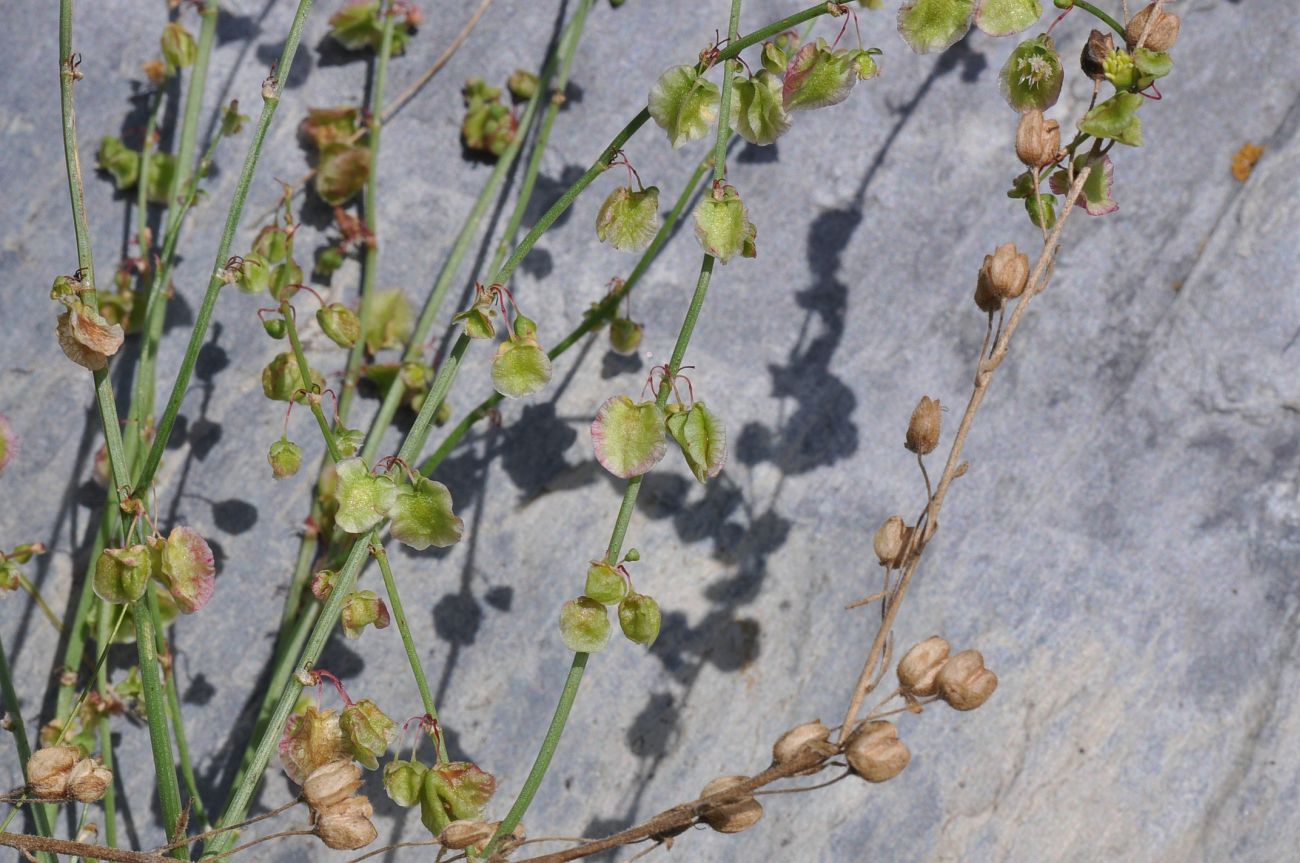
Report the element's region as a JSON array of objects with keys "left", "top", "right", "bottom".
[
  {"left": 905, "top": 396, "right": 941, "bottom": 455},
  {"left": 1015, "top": 110, "right": 1060, "bottom": 169},
  {"left": 304, "top": 760, "right": 363, "bottom": 810},
  {"left": 315, "top": 795, "right": 377, "bottom": 850},
  {"left": 68, "top": 757, "right": 113, "bottom": 803},
  {"left": 1080, "top": 29, "right": 1115, "bottom": 81},
  {"left": 699, "top": 775, "right": 763, "bottom": 834},
  {"left": 1125, "top": 3, "right": 1180, "bottom": 52},
  {"left": 439, "top": 819, "right": 498, "bottom": 850},
  {"left": 28, "top": 747, "right": 80, "bottom": 799},
  {"left": 772, "top": 720, "right": 831, "bottom": 774},
  {"left": 936, "top": 649, "right": 999, "bottom": 710},
  {"left": 979, "top": 243, "right": 1031, "bottom": 302},
  {"left": 873, "top": 516, "right": 906, "bottom": 567},
  {"left": 897, "top": 636, "right": 950, "bottom": 697},
  {"left": 845, "top": 720, "right": 911, "bottom": 783}
]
